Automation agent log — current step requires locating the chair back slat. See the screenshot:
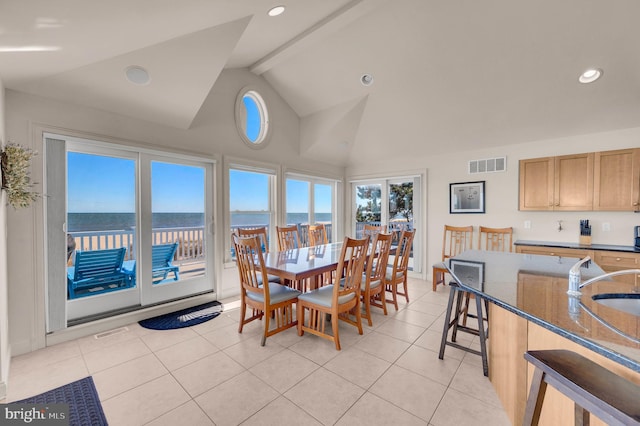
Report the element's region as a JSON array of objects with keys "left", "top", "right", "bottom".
[
  {"left": 478, "top": 226, "right": 513, "bottom": 252},
  {"left": 391, "top": 229, "right": 415, "bottom": 276},
  {"left": 152, "top": 243, "right": 178, "bottom": 269},
  {"left": 232, "top": 234, "right": 271, "bottom": 303},
  {"left": 308, "top": 224, "right": 328, "bottom": 247},
  {"left": 363, "top": 224, "right": 387, "bottom": 240},
  {"left": 335, "top": 236, "right": 369, "bottom": 300},
  {"left": 276, "top": 225, "right": 301, "bottom": 250},
  {"left": 442, "top": 225, "right": 473, "bottom": 261},
  {"left": 237, "top": 227, "right": 270, "bottom": 253},
  {"left": 367, "top": 232, "right": 394, "bottom": 282},
  {"left": 73, "top": 248, "right": 126, "bottom": 281}
]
